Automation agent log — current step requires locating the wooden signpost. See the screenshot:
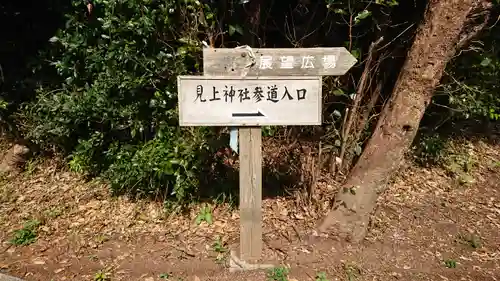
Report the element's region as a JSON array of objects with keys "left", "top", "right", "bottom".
[{"left": 178, "top": 47, "right": 357, "bottom": 264}]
